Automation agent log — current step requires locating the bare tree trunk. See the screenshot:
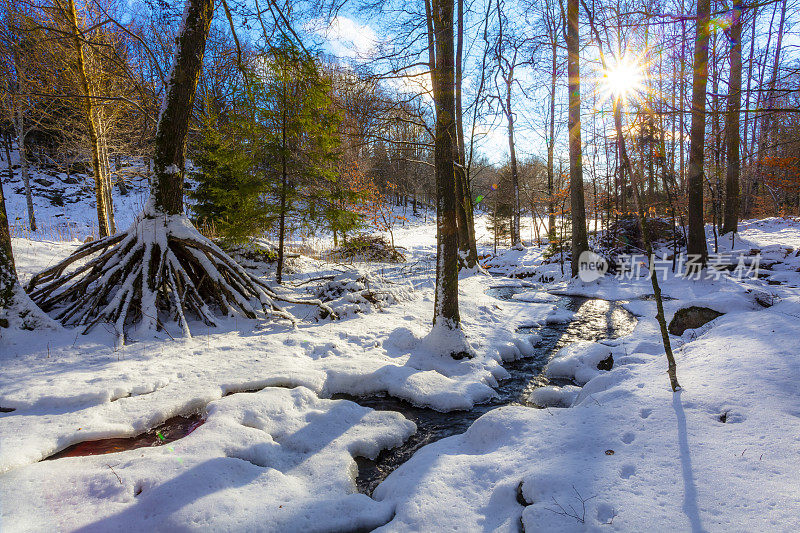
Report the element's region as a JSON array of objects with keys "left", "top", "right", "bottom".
[
  {"left": 97, "top": 112, "right": 116, "bottom": 234},
  {"left": 151, "top": 0, "right": 214, "bottom": 215},
  {"left": 65, "top": 0, "right": 110, "bottom": 236},
  {"left": 431, "top": 0, "right": 461, "bottom": 330},
  {"left": 687, "top": 0, "right": 711, "bottom": 266},
  {"left": 679, "top": 13, "right": 686, "bottom": 193},
  {"left": 277, "top": 95, "right": 288, "bottom": 285},
  {"left": 0, "top": 171, "right": 16, "bottom": 315},
  {"left": 614, "top": 101, "right": 680, "bottom": 392},
  {"left": 566, "top": 0, "right": 588, "bottom": 277},
  {"left": 740, "top": 3, "right": 757, "bottom": 217},
  {"left": 3, "top": 137, "right": 12, "bottom": 184},
  {"left": 454, "top": 166, "right": 474, "bottom": 263},
  {"left": 8, "top": 30, "right": 36, "bottom": 233},
  {"left": 710, "top": 30, "right": 721, "bottom": 241},
  {"left": 547, "top": 33, "right": 556, "bottom": 241},
  {"left": 505, "top": 71, "right": 522, "bottom": 249},
  {"left": 455, "top": 0, "right": 465, "bottom": 169},
  {"left": 452, "top": 0, "right": 478, "bottom": 268},
  {"left": 722, "top": 1, "right": 742, "bottom": 234},
  {"left": 14, "top": 110, "right": 35, "bottom": 232}
]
